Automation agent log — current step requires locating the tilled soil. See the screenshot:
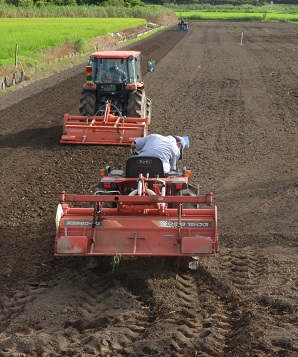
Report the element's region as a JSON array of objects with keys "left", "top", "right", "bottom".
[{"left": 0, "top": 21, "right": 297, "bottom": 356}]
